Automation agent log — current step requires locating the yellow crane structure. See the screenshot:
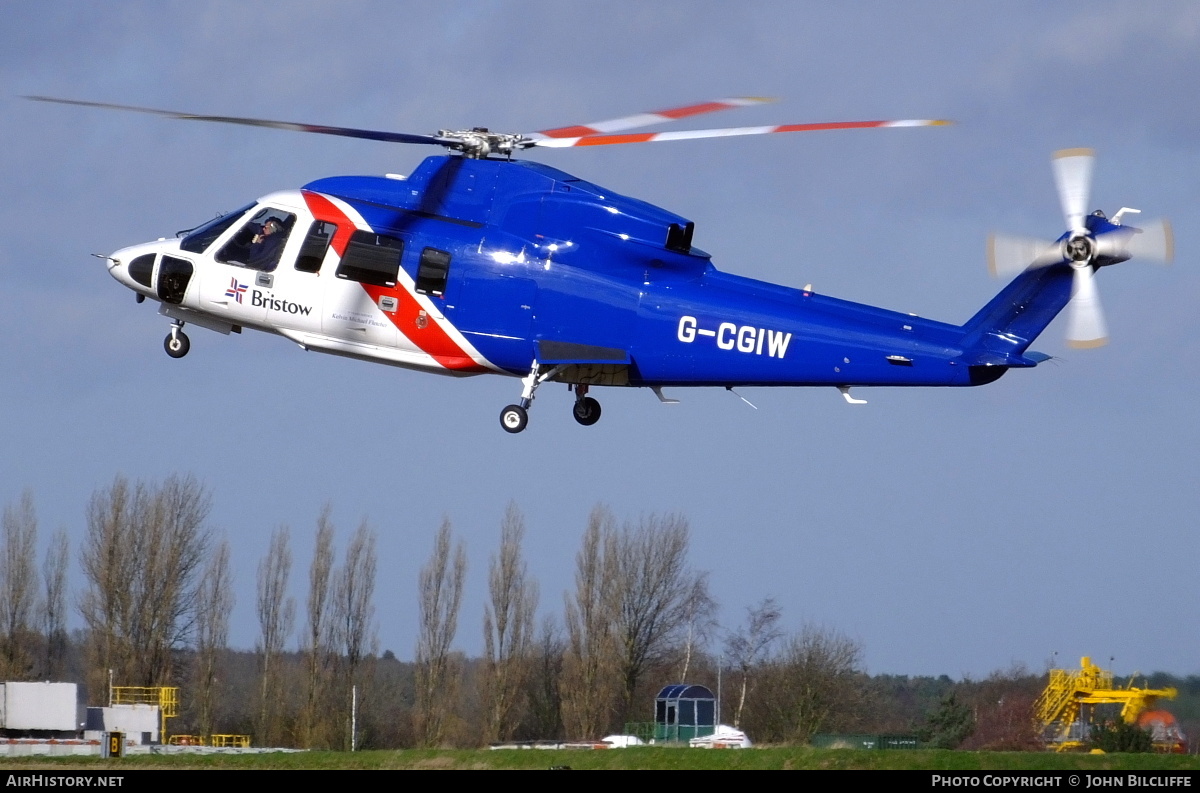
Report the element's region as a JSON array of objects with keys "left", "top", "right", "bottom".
[
  {"left": 111, "top": 685, "right": 250, "bottom": 747},
  {"left": 111, "top": 685, "right": 179, "bottom": 742},
  {"left": 1035, "top": 656, "right": 1180, "bottom": 751}
]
